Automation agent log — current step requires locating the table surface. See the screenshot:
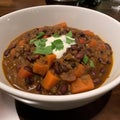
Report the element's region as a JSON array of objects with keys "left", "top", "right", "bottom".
[{"left": 0, "top": 0, "right": 120, "bottom": 120}]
